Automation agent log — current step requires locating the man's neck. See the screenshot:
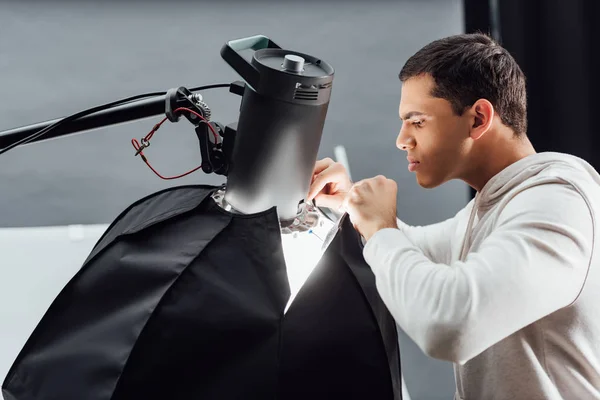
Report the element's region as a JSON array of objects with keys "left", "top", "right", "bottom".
[{"left": 464, "top": 134, "right": 536, "bottom": 192}]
